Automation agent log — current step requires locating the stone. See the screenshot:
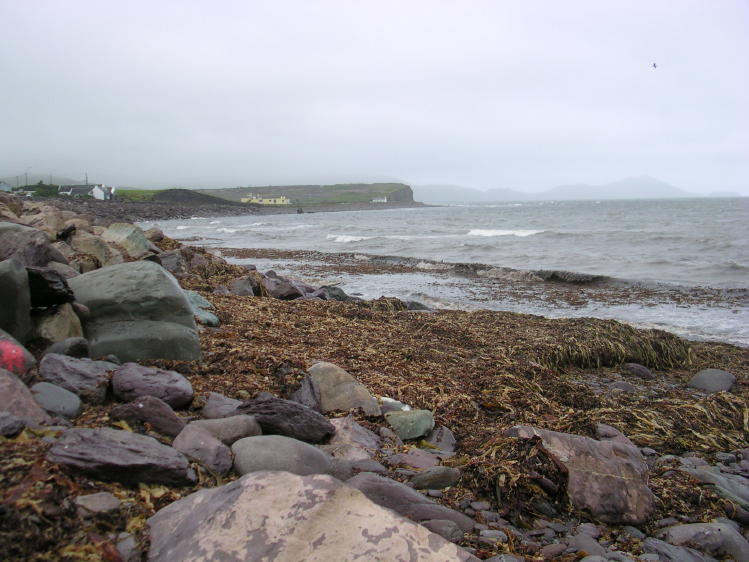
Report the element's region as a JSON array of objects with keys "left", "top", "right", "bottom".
[
  {"left": 328, "top": 415, "right": 381, "bottom": 451},
  {"left": 231, "top": 434, "right": 333, "bottom": 476},
  {"left": 0, "top": 257, "right": 31, "bottom": 342},
  {"left": 237, "top": 395, "right": 334, "bottom": 443},
  {"left": 385, "top": 449, "right": 441, "bottom": 470},
  {"left": 116, "top": 532, "right": 138, "bottom": 562},
  {"left": 412, "top": 466, "right": 462, "bottom": 489},
  {"left": 683, "top": 466, "right": 749, "bottom": 510},
  {"left": 289, "top": 374, "right": 322, "bottom": 411},
  {"left": 384, "top": 409, "right": 435, "bottom": 440},
  {"left": 184, "top": 290, "right": 219, "bottom": 327},
  {"left": 379, "top": 396, "right": 411, "bottom": 413},
  {"left": 101, "top": 223, "right": 150, "bottom": 258},
  {"left": 0, "top": 411, "right": 25, "bottom": 437},
  {"left": 642, "top": 537, "right": 718, "bottom": 562},
  {"left": 0, "top": 221, "right": 68, "bottom": 267},
  {"left": 201, "top": 392, "right": 242, "bottom": 419},
  {"left": 608, "top": 381, "right": 638, "bottom": 393},
  {"left": 657, "top": 522, "right": 749, "bottom": 560},
  {"left": 688, "top": 369, "right": 736, "bottom": 393},
  {"left": 173, "top": 425, "right": 232, "bottom": 476},
  {"left": 30, "top": 382, "right": 82, "bottom": 418},
  {"left": 32, "top": 302, "right": 84, "bottom": 345},
  {"left": 261, "top": 270, "right": 304, "bottom": 300},
  {"left": 347, "top": 472, "right": 475, "bottom": 531},
  {"left": 567, "top": 533, "right": 606, "bottom": 556},
  {"left": 621, "top": 363, "right": 654, "bottom": 380},
  {"left": 44, "top": 260, "right": 79, "bottom": 280},
  {"left": 505, "top": 425, "right": 654, "bottom": 525},
  {"left": 540, "top": 543, "right": 568, "bottom": 559},
  {"left": 0, "top": 368, "right": 52, "bottom": 426},
  {"left": 69, "top": 230, "right": 123, "bottom": 267},
  {"left": 110, "top": 396, "right": 186, "bottom": 437},
  {"left": 144, "top": 227, "right": 164, "bottom": 242},
  {"left": 0, "top": 329, "right": 36, "bottom": 376},
  {"left": 47, "top": 427, "right": 195, "bottom": 486},
  {"left": 111, "top": 363, "right": 193, "bottom": 409},
  {"left": 42, "top": 337, "right": 90, "bottom": 358},
  {"left": 479, "top": 529, "right": 508, "bottom": 542},
  {"left": 38, "top": 354, "right": 117, "bottom": 404},
  {"left": 306, "top": 361, "right": 381, "bottom": 415},
  {"left": 423, "top": 519, "right": 464, "bottom": 543},
  {"left": 75, "top": 492, "right": 121, "bottom": 517},
  {"left": 26, "top": 265, "right": 75, "bottom": 307},
  {"left": 68, "top": 260, "right": 200, "bottom": 362},
  {"left": 190, "top": 415, "right": 262, "bottom": 445},
  {"left": 147, "top": 471, "right": 478, "bottom": 562},
  {"left": 425, "top": 425, "right": 457, "bottom": 452},
  {"left": 148, "top": 249, "right": 188, "bottom": 278},
  {"left": 227, "top": 274, "right": 261, "bottom": 296}
]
